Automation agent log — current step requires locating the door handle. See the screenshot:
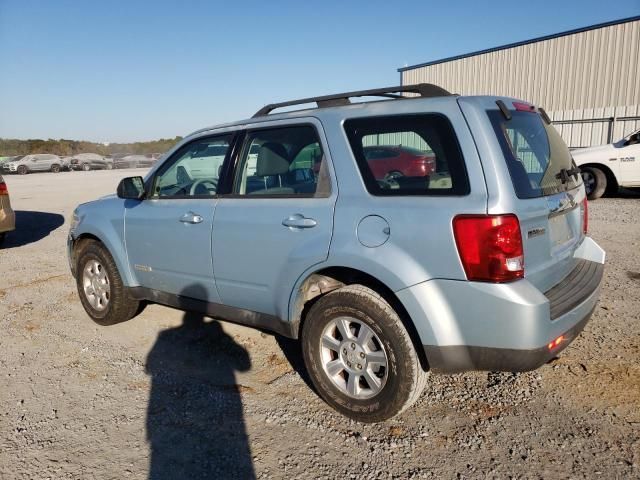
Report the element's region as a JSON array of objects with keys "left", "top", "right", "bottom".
[
  {"left": 282, "top": 214, "right": 317, "bottom": 229},
  {"left": 180, "top": 211, "right": 204, "bottom": 224}
]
